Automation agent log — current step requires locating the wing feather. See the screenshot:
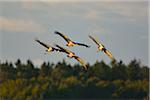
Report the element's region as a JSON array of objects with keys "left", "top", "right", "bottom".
[
  {"left": 89, "top": 35, "right": 105, "bottom": 48},
  {"left": 55, "top": 44, "right": 73, "bottom": 54},
  {"left": 89, "top": 35, "right": 100, "bottom": 46},
  {"left": 35, "top": 39, "right": 61, "bottom": 52},
  {"left": 35, "top": 39, "right": 51, "bottom": 49},
  {"left": 55, "top": 31, "right": 71, "bottom": 43},
  {"left": 74, "top": 42, "right": 90, "bottom": 48}
]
